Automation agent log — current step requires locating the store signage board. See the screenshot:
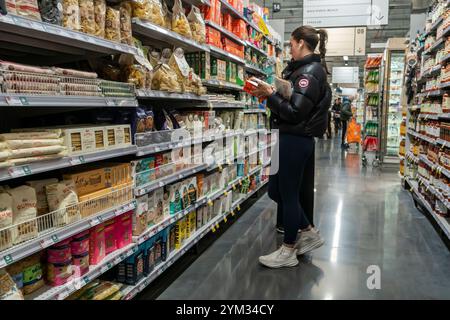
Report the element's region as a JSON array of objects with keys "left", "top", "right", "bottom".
[
  {"left": 332, "top": 67, "right": 359, "bottom": 84},
  {"left": 325, "top": 27, "right": 366, "bottom": 56},
  {"left": 303, "top": 0, "right": 389, "bottom": 28}
]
